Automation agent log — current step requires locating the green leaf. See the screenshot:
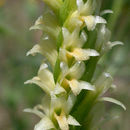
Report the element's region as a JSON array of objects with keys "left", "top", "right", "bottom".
[
  {"left": 53, "top": 57, "right": 61, "bottom": 83},
  {"left": 56, "top": 29, "right": 63, "bottom": 52},
  {"left": 59, "top": 0, "right": 77, "bottom": 24},
  {"left": 99, "top": 97, "right": 126, "bottom": 110}
]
